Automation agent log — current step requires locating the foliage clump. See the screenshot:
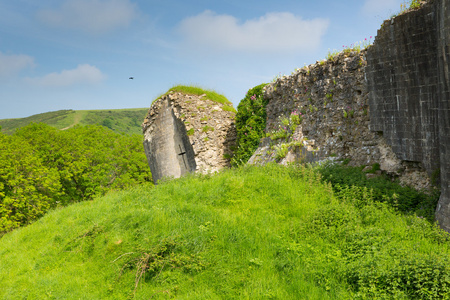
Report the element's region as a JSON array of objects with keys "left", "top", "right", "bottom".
[
  {"left": 317, "top": 162, "right": 440, "bottom": 222},
  {"left": 232, "top": 83, "right": 268, "bottom": 166},
  {"left": 0, "top": 123, "right": 152, "bottom": 234}
]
